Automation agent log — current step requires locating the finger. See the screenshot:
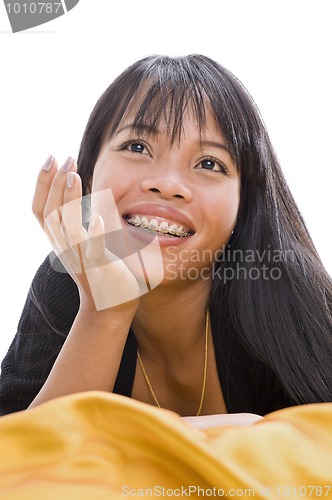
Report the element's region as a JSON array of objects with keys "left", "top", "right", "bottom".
[
  {"left": 86, "top": 213, "right": 108, "bottom": 264},
  {"left": 61, "top": 171, "right": 87, "bottom": 247},
  {"left": 43, "top": 157, "right": 77, "bottom": 251},
  {"left": 46, "top": 203, "right": 84, "bottom": 274},
  {"left": 46, "top": 171, "right": 85, "bottom": 274},
  {"left": 90, "top": 187, "right": 123, "bottom": 235},
  {"left": 32, "top": 155, "right": 58, "bottom": 227},
  {"left": 44, "top": 208, "right": 69, "bottom": 254},
  {"left": 43, "top": 156, "right": 77, "bottom": 225}
]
